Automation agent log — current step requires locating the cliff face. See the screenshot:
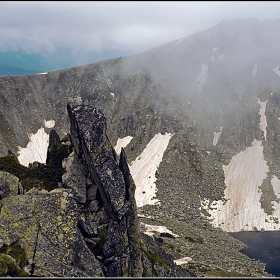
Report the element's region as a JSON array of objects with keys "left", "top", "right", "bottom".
[{"left": 0, "top": 102, "right": 191, "bottom": 277}]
